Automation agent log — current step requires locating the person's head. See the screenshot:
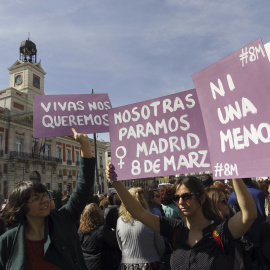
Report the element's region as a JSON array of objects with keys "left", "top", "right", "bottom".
[
  {"left": 205, "top": 186, "right": 229, "bottom": 220},
  {"left": 113, "top": 193, "right": 121, "bottom": 207},
  {"left": 79, "top": 203, "right": 104, "bottom": 234},
  {"left": 159, "top": 186, "right": 175, "bottom": 205},
  {"left": 119, "top": 187, "right": 148, "bottom": 222},
  {"left": 259, "top": 181, "right": 269, "bottom": 197},
  {"left": 147, "top": 189, "right": 161, "bottom": 207},
  {"left": 99, "top": 198, "right": 109, "bottom": 211},
  {"left": 98, "top": 194, "right": 105, "bottom": 202},
  {"left": 3, "top": 180, "right": 49, "bottom": 226},
  {"left": 242, "top": 178, "right": 253, "bottom": 187},
  {"left": 90, "top": 194, "right": 100, "bottom": 206},
  {"left": 52, "top": 190, "right": 63, "bottom": 210},
  {"left": 108, "top": 193, "right": 115, "bottom": 205},
  {"left": 201, "top": 174, "right": 213, "bottom": 188},
  {"left": 174, "top": 177, "right": 217, "bottom": 221}
]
